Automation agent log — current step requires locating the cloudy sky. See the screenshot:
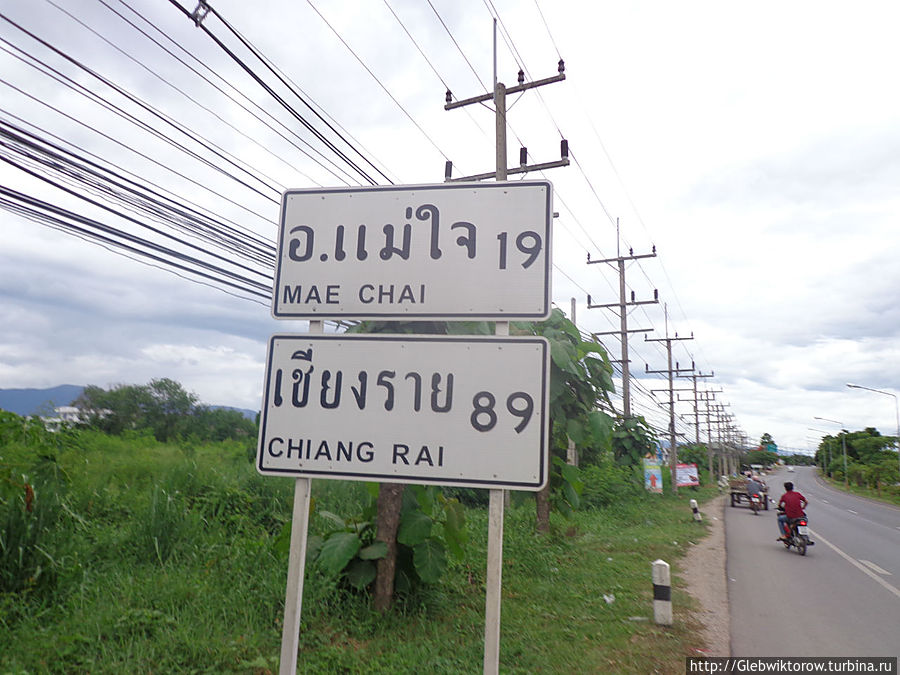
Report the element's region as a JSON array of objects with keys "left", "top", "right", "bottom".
[{"left": 2, "top": 0, "right": 899, "bottom": 455}]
